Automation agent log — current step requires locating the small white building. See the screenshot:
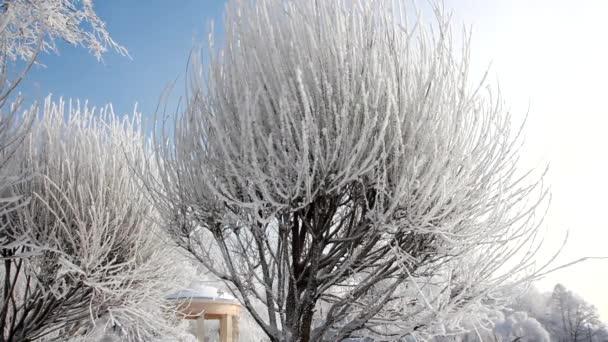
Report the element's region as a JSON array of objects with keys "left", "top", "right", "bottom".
[{"left": 167, "top": 285, "right": 241, "bottom": 342}]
